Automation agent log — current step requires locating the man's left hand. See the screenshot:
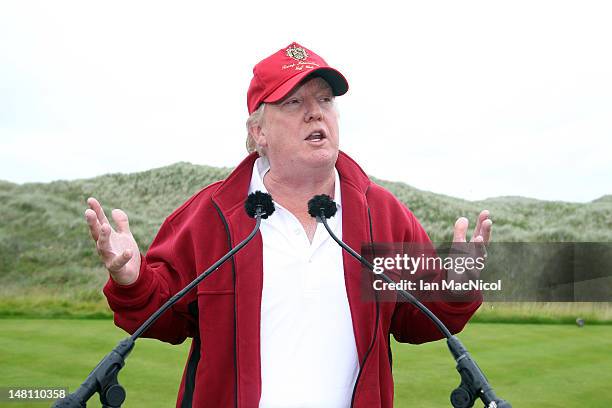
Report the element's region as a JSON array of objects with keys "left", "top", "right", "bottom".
[
  {"left": 453, "top": 210, "right": 492, "bottom": 245},
  {"left": 447, "top": 210, "right": 493, "bottom": 284}
]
